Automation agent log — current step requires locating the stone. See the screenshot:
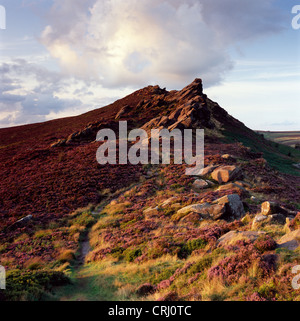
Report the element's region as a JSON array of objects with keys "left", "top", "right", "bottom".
[
  {"left": 180, "top": 212, "right": 203, "bottom": 223},
  {"left": 16, "top": 215, "right": 32, "bottom": 225},
  {"left": 160, "top": 197, "right": 178, "bottom": 208},
  {"left": 195, "top": 165, "right": 218, "bottom": 177},
  {"left": 221, "top": 154, "right": 235, "bottom": 160},
  {"left": 252, "top": 214, "right": 286, "bottom": 229},
  {"left": 177, "top": 204, "right": 208, "bottom": 215},
  {"left": 192, "top": 179, "right": 209, "bottom": 191},
  {"left": 211, "top": 165, "right": 242, "bottom": 184},
  {"left": 217, "top": 230, "right": 266, "bottom": 247},
  {"left": 143, "top": 207, "right": 159, "bottom": 217},
  {"left": 115, "top": 105, "right": 131, "bottom": 119},
  {"left": 217, "top": 183, "right": 245, "bottom": 192},
  {"left": 278, "top": 230, "right": 300, "bottom": 251},
  {"left": 212, "top": 194, "right": 245, "bottom": 220},
  {"left": 261, "top": 201, "right": 288, "bottom": 216}
]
